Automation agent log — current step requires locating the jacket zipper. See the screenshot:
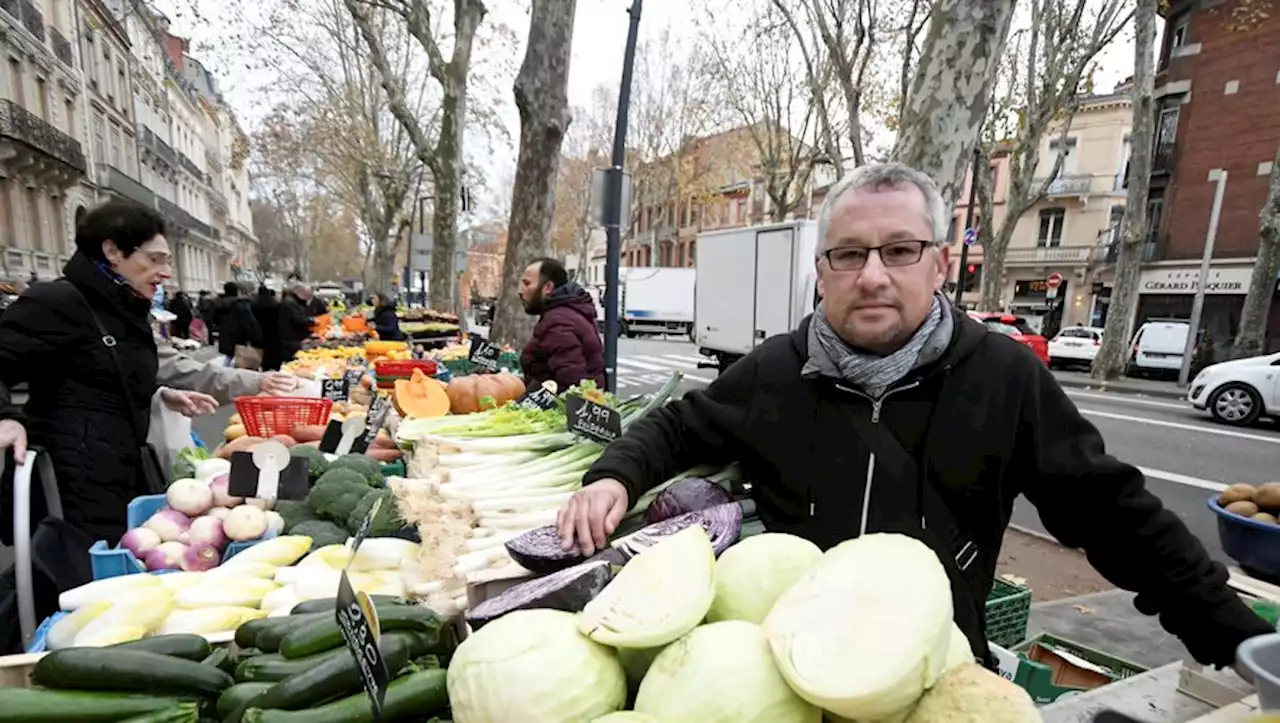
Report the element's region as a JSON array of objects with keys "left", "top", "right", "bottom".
[{"left": 829, "top": 380, "right": 921, "bottom": 535}]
